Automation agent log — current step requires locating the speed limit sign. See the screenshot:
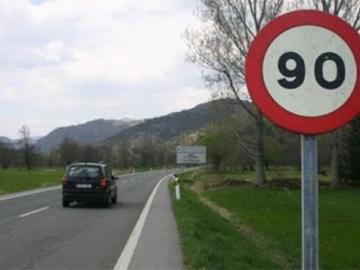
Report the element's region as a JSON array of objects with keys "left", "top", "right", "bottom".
[{"left": 246, "top": 10, "right": 360, "bottom": 134}]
